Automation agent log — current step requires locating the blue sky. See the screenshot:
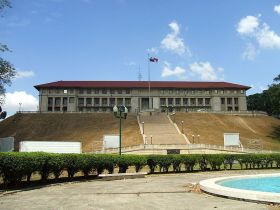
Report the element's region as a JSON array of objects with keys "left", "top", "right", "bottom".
[{"left": 1, "top": 0, "right": 280, "bottom": 114}]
